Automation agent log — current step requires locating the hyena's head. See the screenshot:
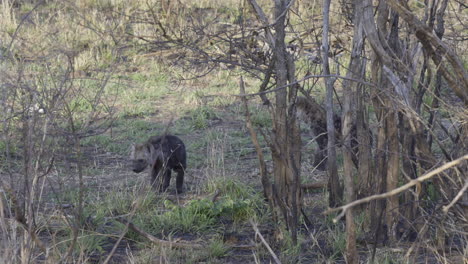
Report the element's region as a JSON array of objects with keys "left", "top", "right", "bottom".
[{"left": 130, "top": 143, "right": 152, "bottom": 173}]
